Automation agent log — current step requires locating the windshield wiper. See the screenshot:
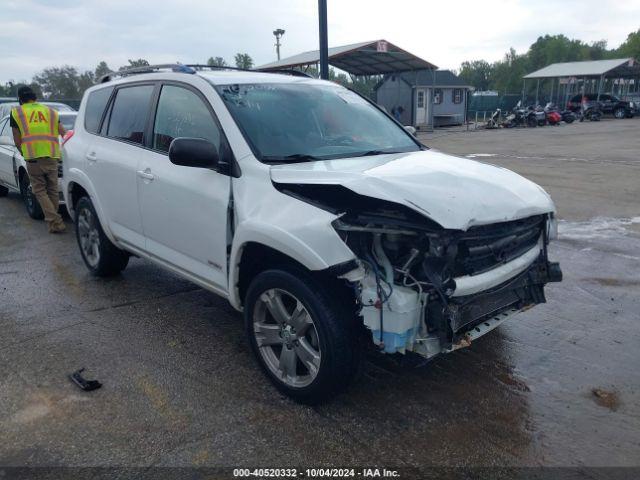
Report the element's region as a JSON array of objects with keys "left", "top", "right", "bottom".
[
  {"left": 261, "top": 153, "right": 323, "bottom": 163},
  {"left": 350, "top": 149, "right": 405, "bottom": 157}
]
